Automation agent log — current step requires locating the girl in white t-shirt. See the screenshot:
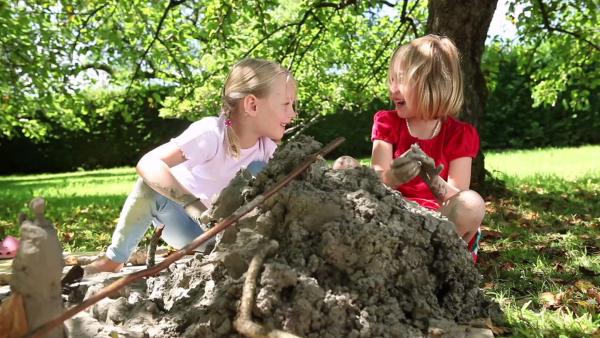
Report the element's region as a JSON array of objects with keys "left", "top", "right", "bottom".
[{"left": 89, "top": 58, "right": 297, "bottom": 273}]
